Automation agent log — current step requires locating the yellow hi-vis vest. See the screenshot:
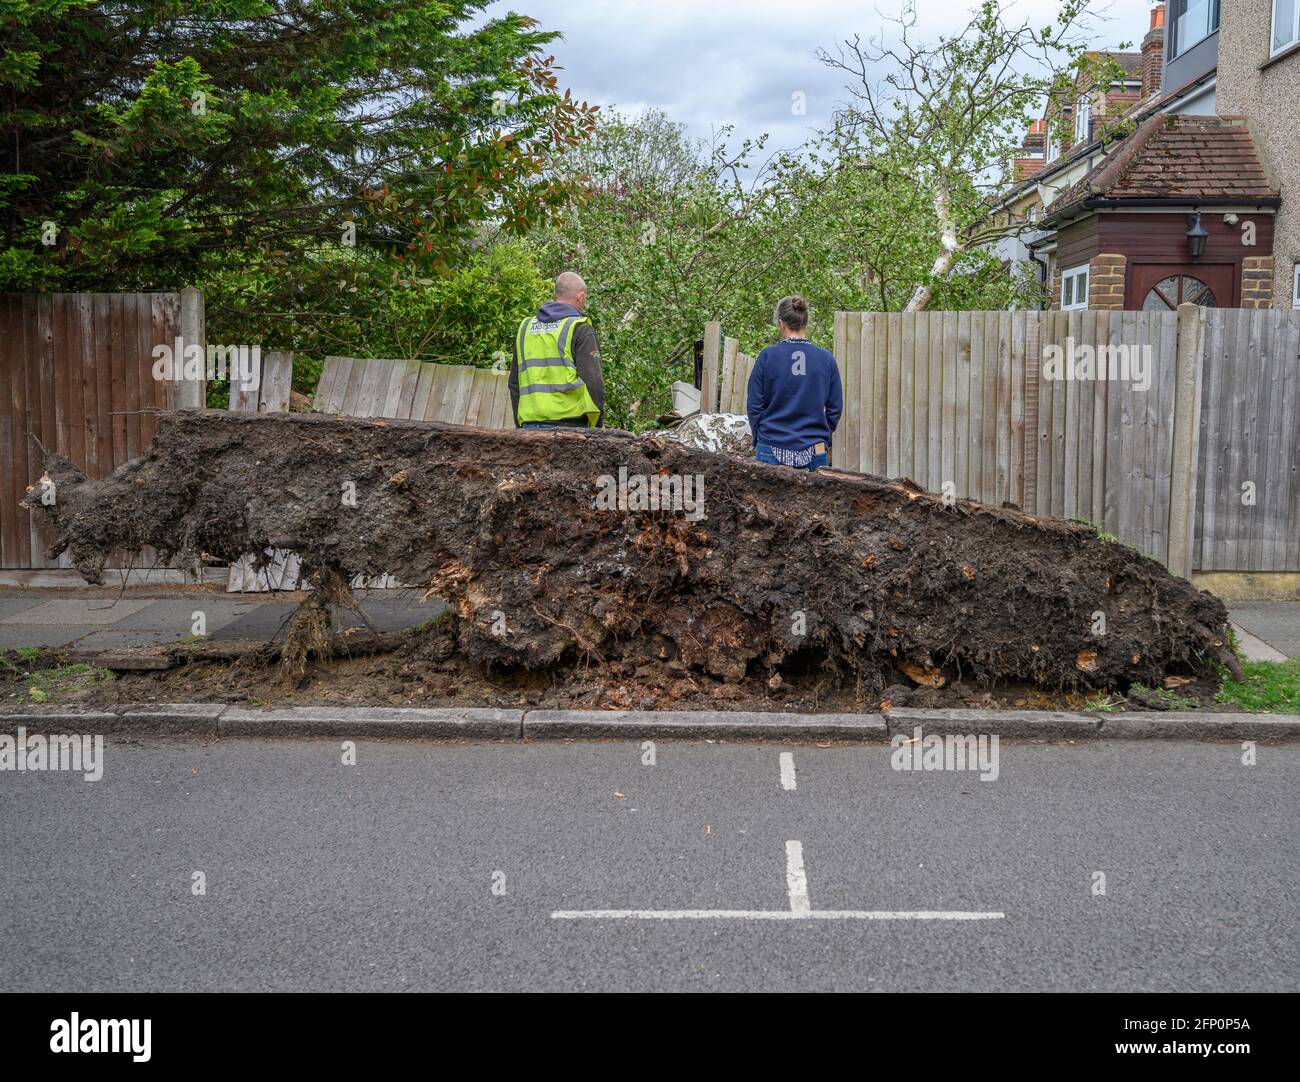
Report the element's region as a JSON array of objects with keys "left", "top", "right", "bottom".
[{"left": 514, "top": 315, "right": 601, "bottom": 426}]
